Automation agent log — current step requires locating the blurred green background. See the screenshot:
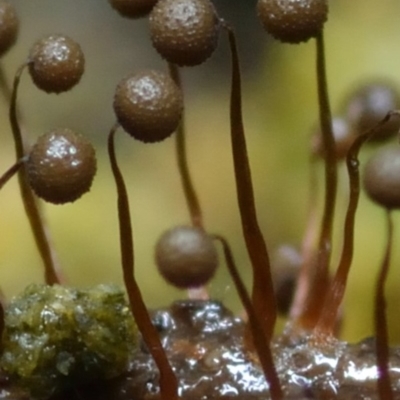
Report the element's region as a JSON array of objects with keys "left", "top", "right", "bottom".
[{"left": 1, "top": 0, "right": 400, "bottom": 344}]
